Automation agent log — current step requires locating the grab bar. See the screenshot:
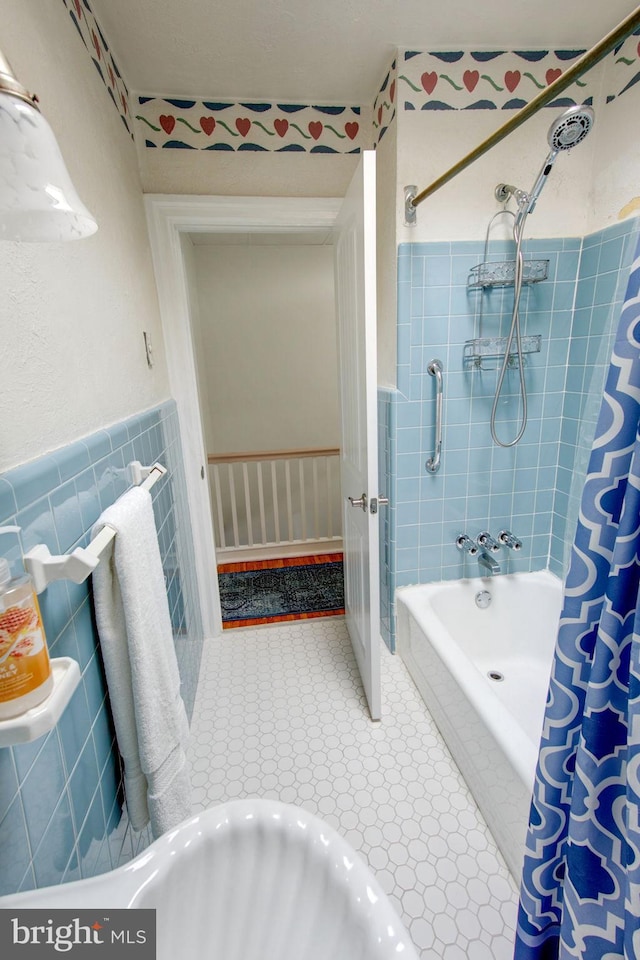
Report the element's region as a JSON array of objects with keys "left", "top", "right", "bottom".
[{"left": 425, "top": 359, "right": 443, "bottom": 474}]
